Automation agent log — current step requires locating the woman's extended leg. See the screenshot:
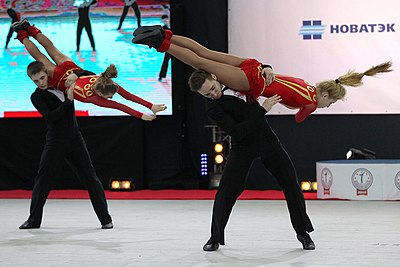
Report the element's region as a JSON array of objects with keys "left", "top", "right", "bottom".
[
  {"left": 15, "top": 30, "right": 56, "bottom": 72},
  {"left": 19, "top": 19, "right": 72, "bottom": 65},
  {"left": 168, "top": 43, "right": 250, "bottom": 92},
  {"left": 171, "top": 35, "right": 245, "bottom": 67},
  {"left": 34, "top": 32, "right": 72, "bottom": 65}
]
